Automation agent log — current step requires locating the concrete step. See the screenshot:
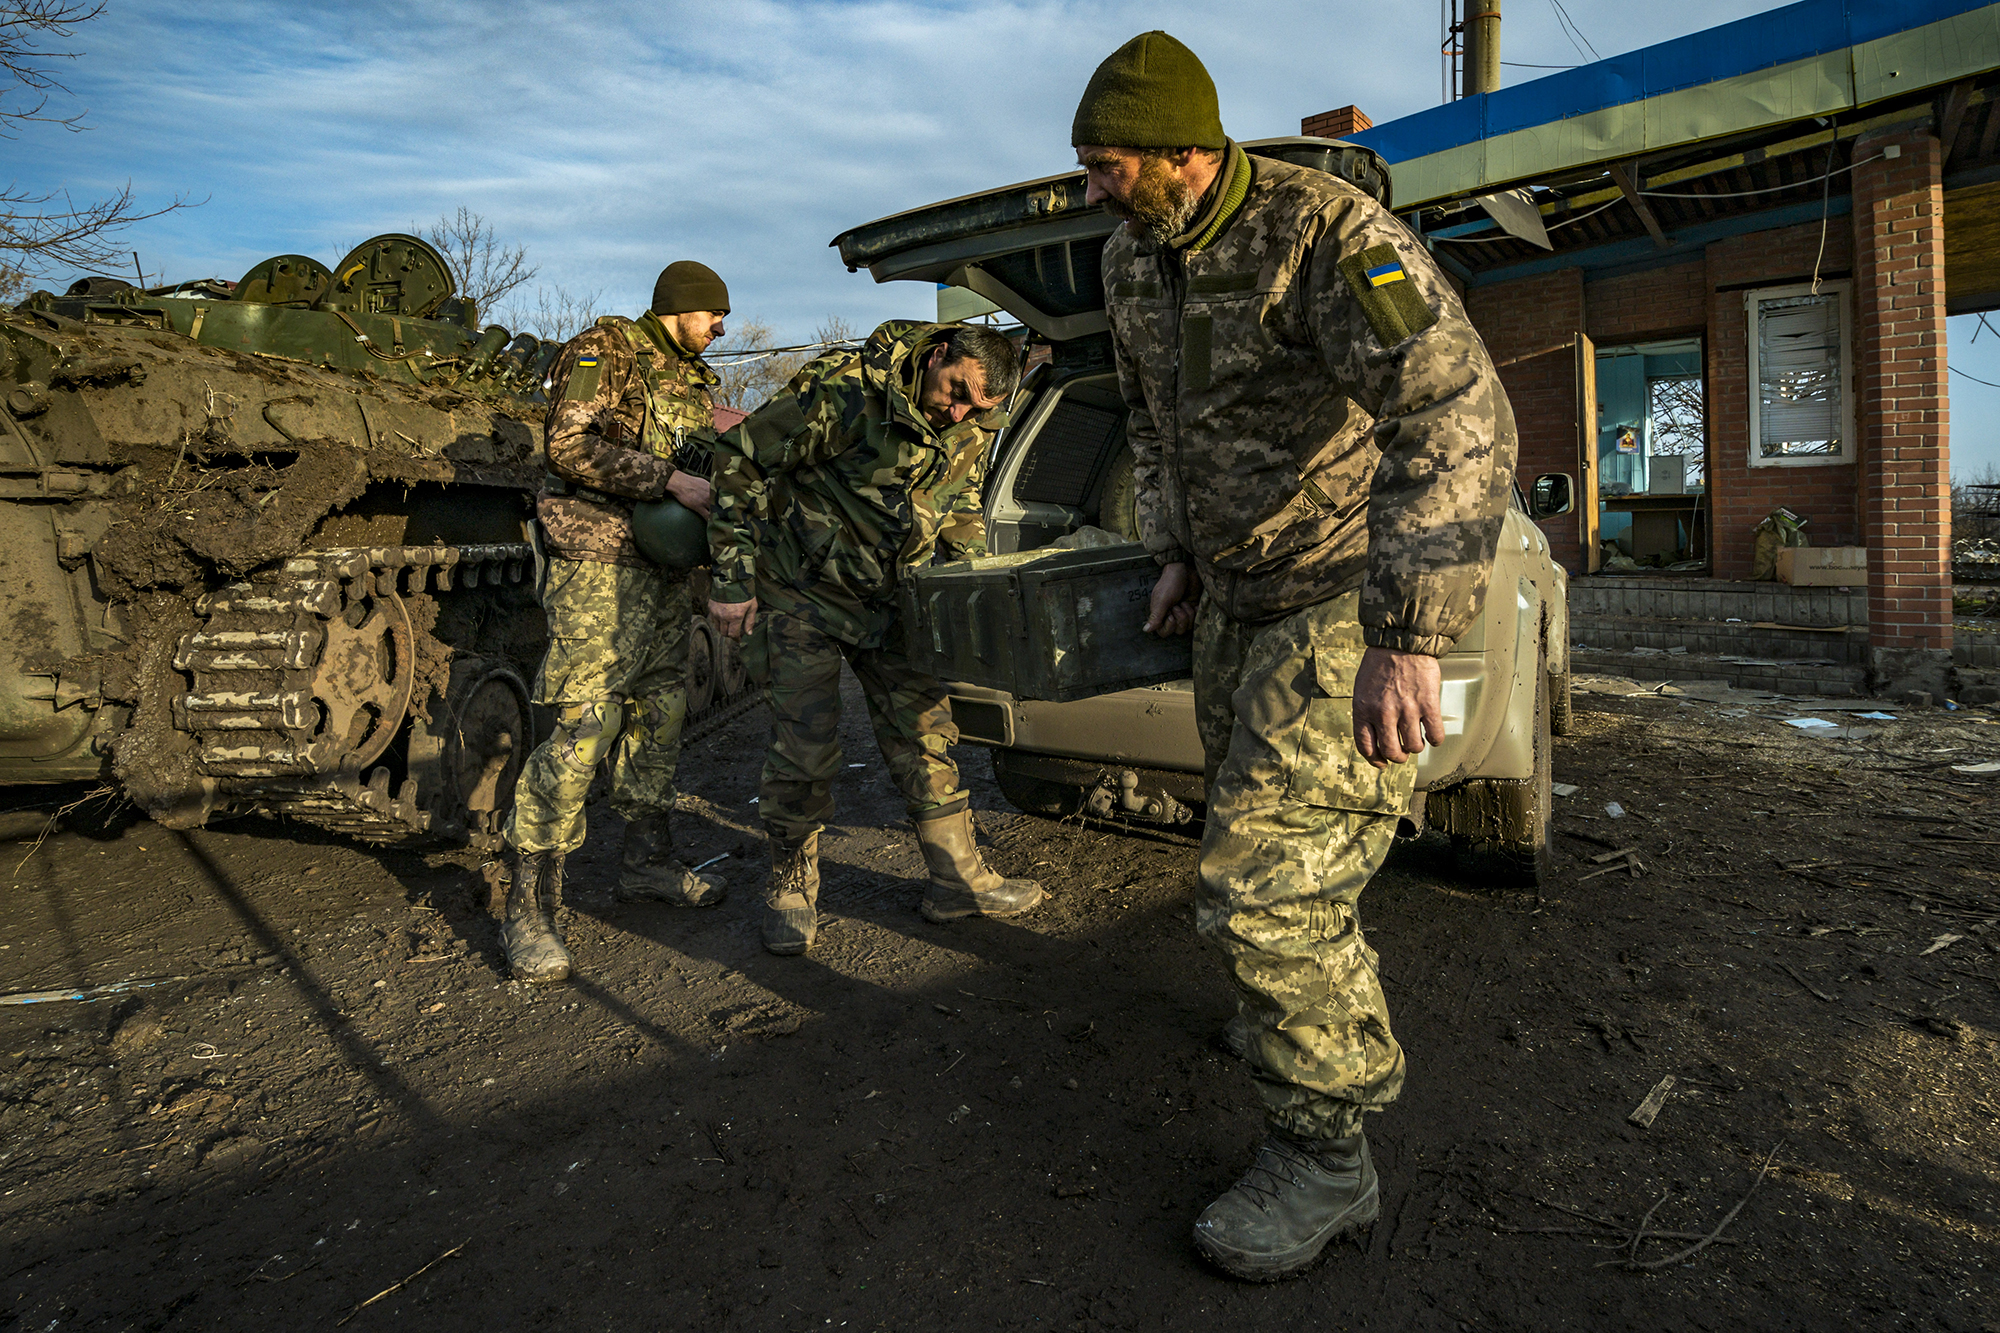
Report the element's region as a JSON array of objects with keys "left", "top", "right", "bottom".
[
  {"left": 1571, "top": 613, "right": 1866, "bottom": 664},
  {"left": 1570, "top": 648, "right": 1867, "bottom": 696},
  {"left": 1569, "top": 575, "right": 1864, "bottom": 627}
]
